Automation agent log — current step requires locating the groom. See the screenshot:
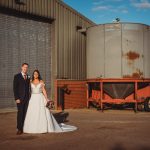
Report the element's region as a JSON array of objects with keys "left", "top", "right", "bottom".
[{"left": 13, "top": 63, "right": 31, "bottom": 135}]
